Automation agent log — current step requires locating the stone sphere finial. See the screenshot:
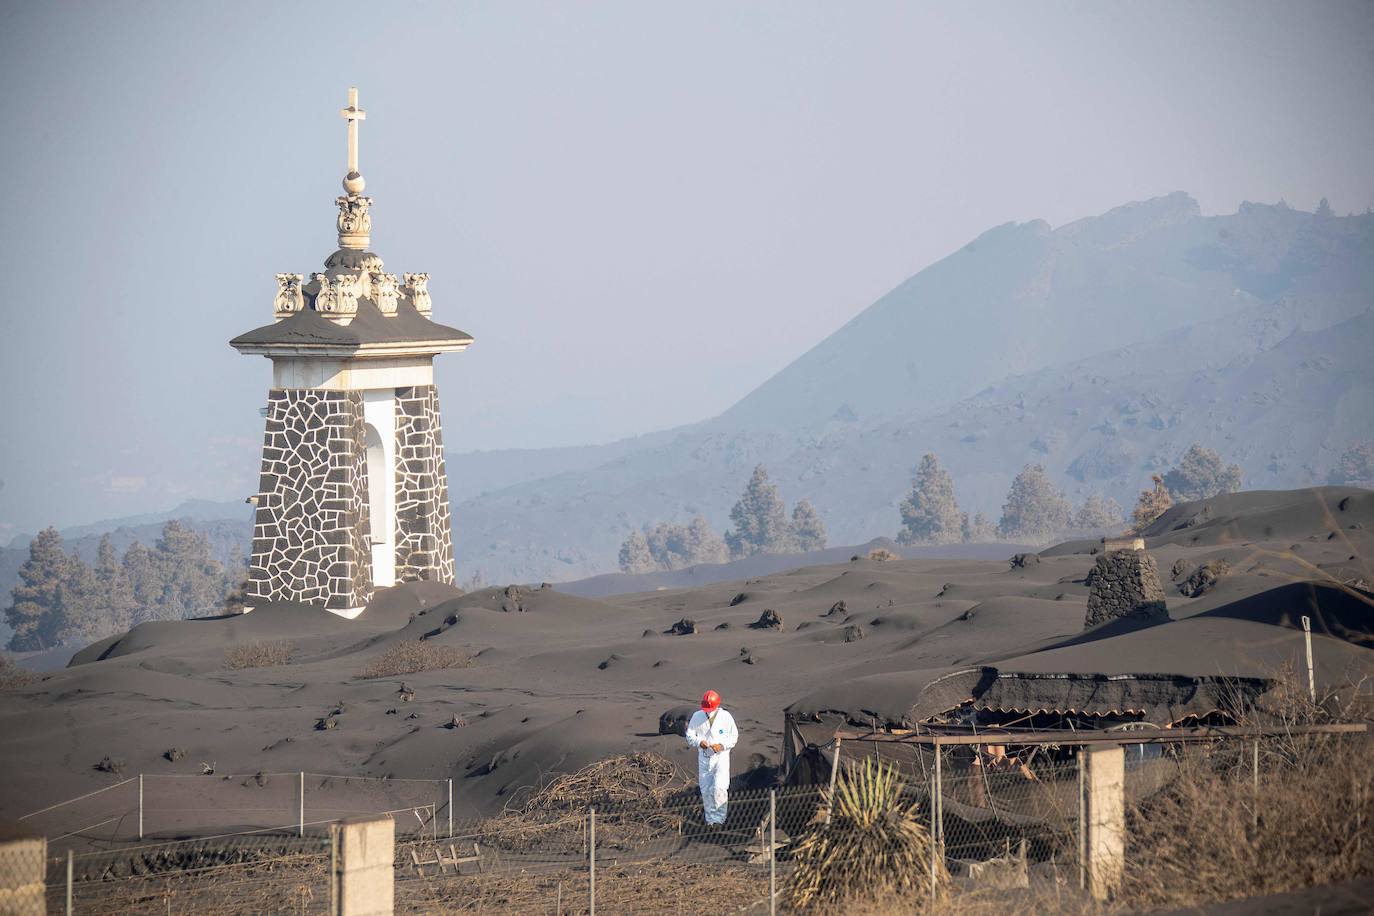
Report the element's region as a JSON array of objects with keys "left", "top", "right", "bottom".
[{"left": 343, "top": 170, "right": 366, "bottom": 195}]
